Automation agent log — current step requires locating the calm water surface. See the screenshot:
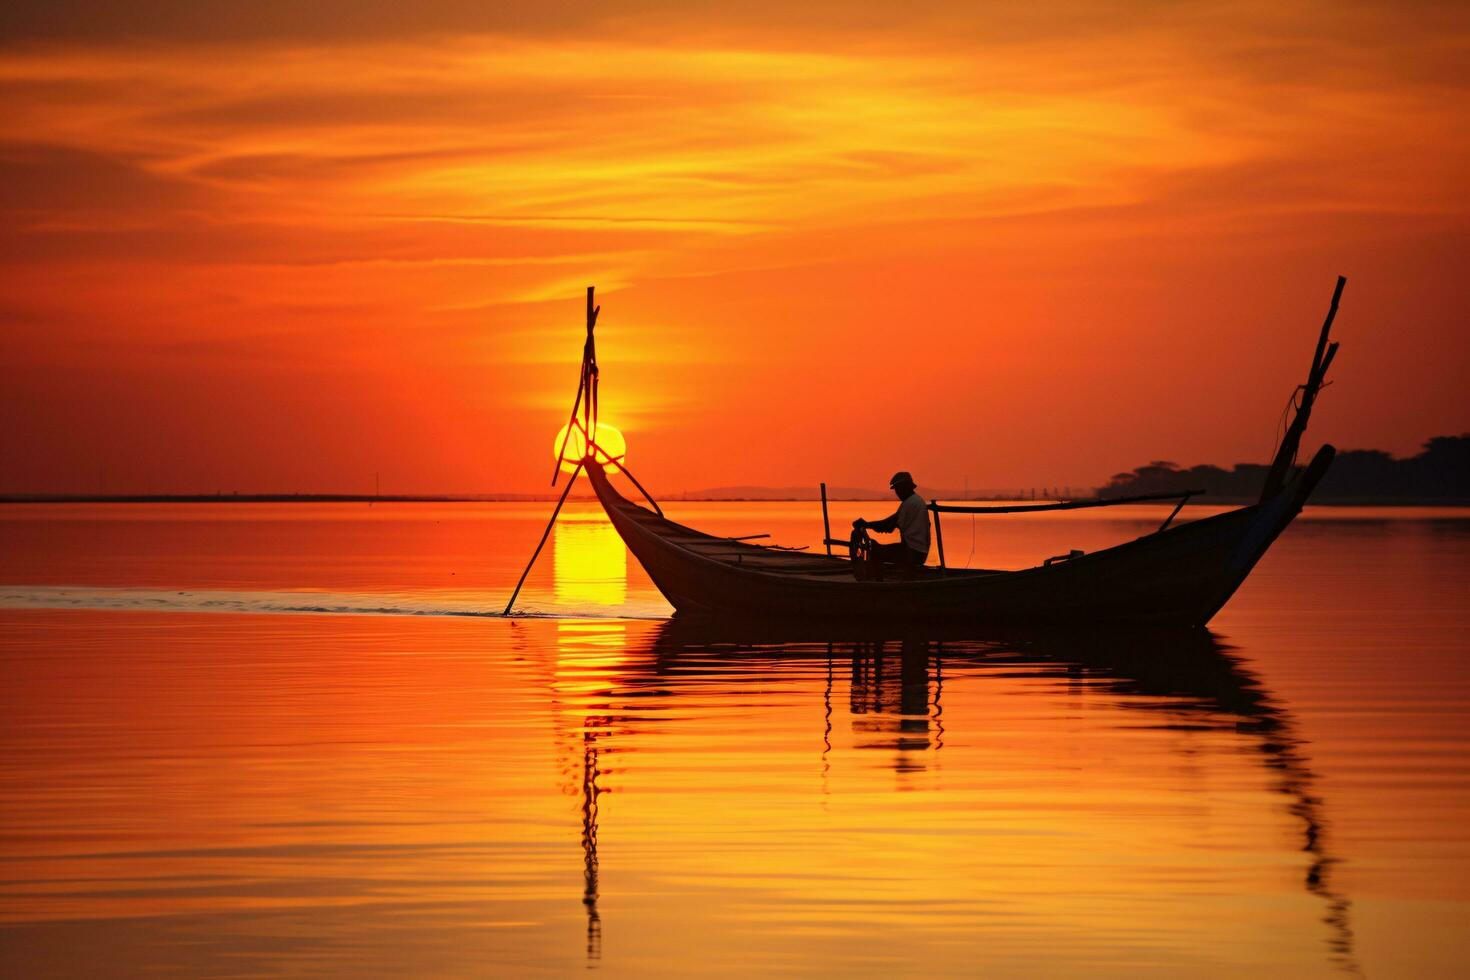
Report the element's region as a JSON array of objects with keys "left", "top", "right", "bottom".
[{"left": 1, "top": 502, "right": 1467, "bottom": 976}]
